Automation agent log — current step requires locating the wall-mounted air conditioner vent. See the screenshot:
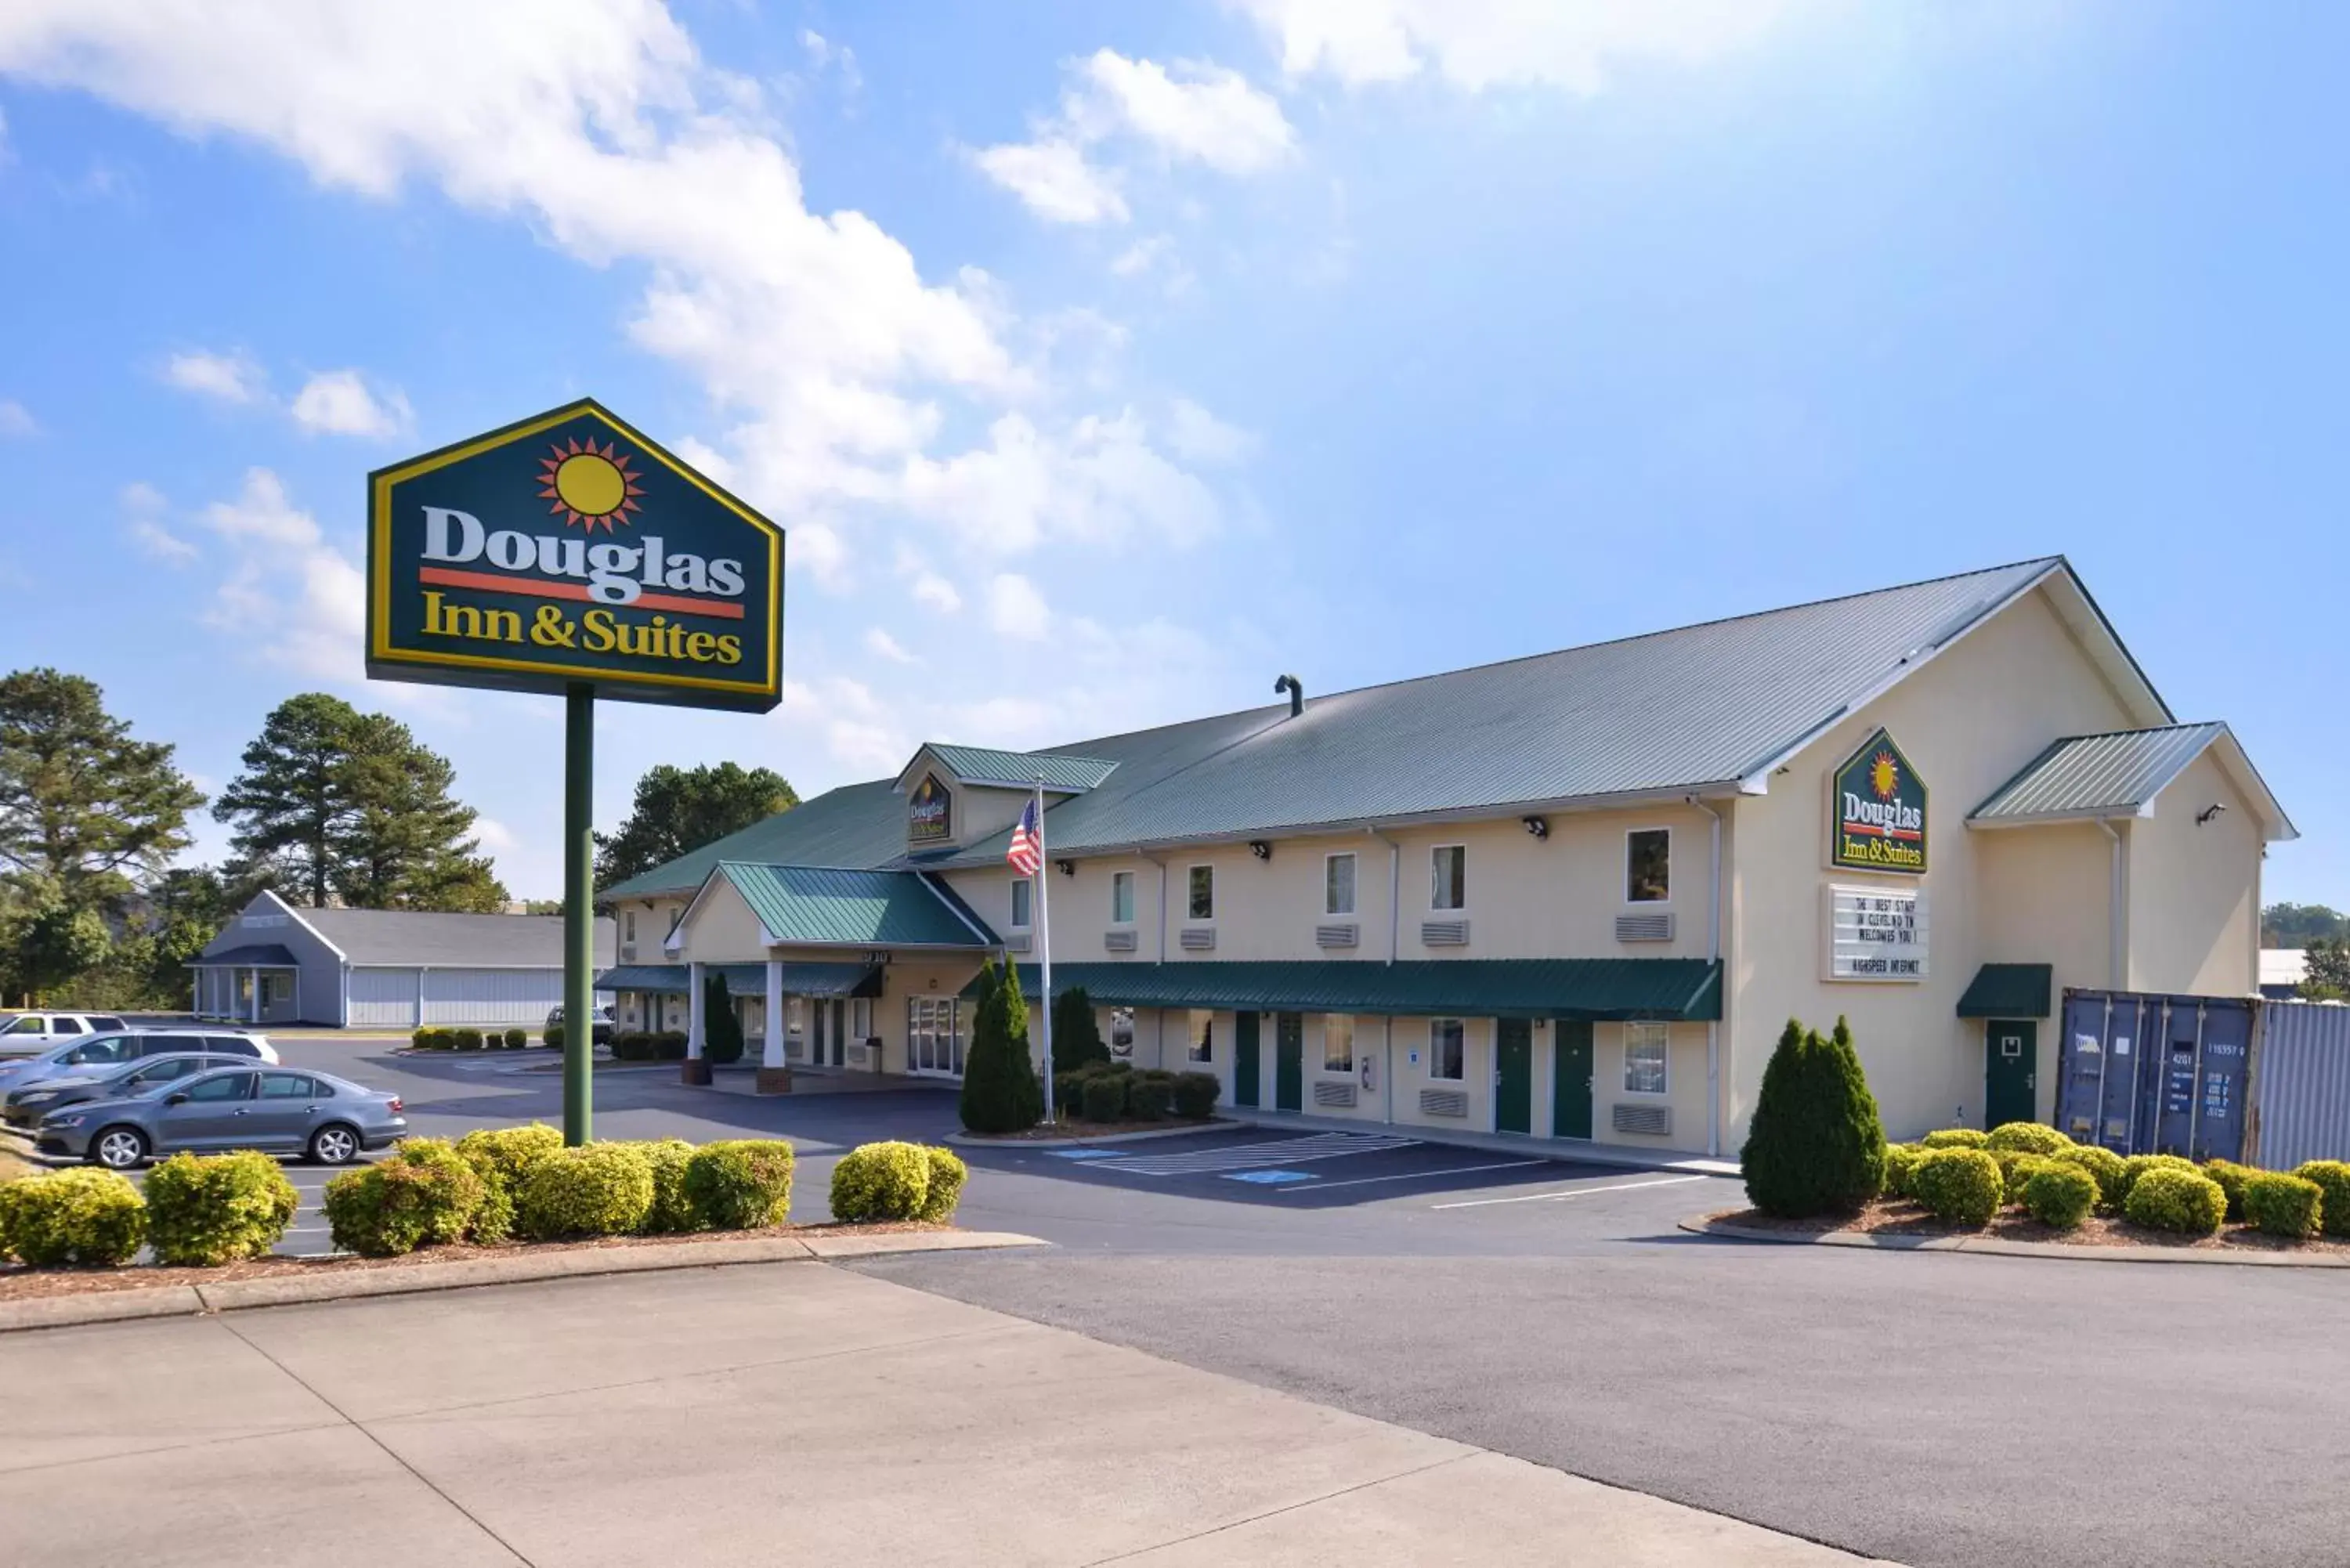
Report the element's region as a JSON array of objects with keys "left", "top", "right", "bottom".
[
  {"left": 1315, "top": 923, "right": 1359, "bottom": 949},
  {"left": 1314, "top": 1081, "right": 1358, "bottom": 1108},
  {"left": 1613, "top": 1103, "right": 1672, "bottom": 1137},
  {"left": 1419, "top": 1087, "right": 1469, "bottom": 1118},
  {"left": 620, "top": 944, "right": 638, "bottom": 962},
  {"left": 1103, "top": 928, "right": 1139, "bottom": 952},
  {"left": 1614, "top": 913, "right": 1676, "bottom": 943},
  {"left": 1003, "top": 932, "right": 1032, "bottom": 953},
  {"left": 1421, "top": 919, "right": 1471, "bottom": 947},
  {"left": 1179, "top": 927, "right": 1217, "bottom": 952}
]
